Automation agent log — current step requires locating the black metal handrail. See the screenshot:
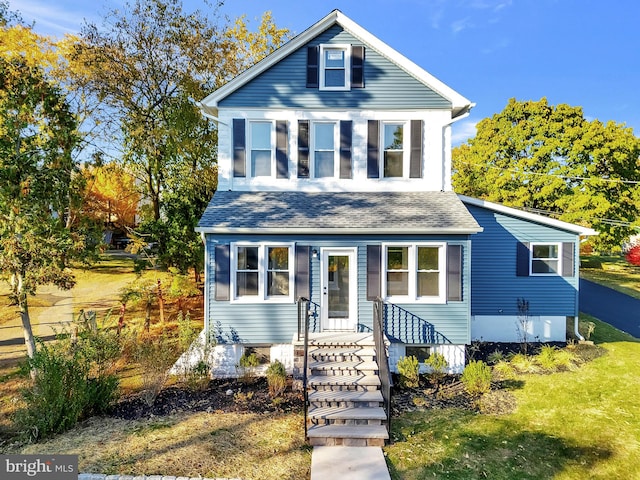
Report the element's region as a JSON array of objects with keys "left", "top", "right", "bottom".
[
  {"left": 373, "top": 297, "right": 392, "bottom": 442},
  {"left": 297, "top": 297, "right": 310, "bottom": 439},
  {"left": 384, "top": 302, "right": 452, "bottom": 344}
]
